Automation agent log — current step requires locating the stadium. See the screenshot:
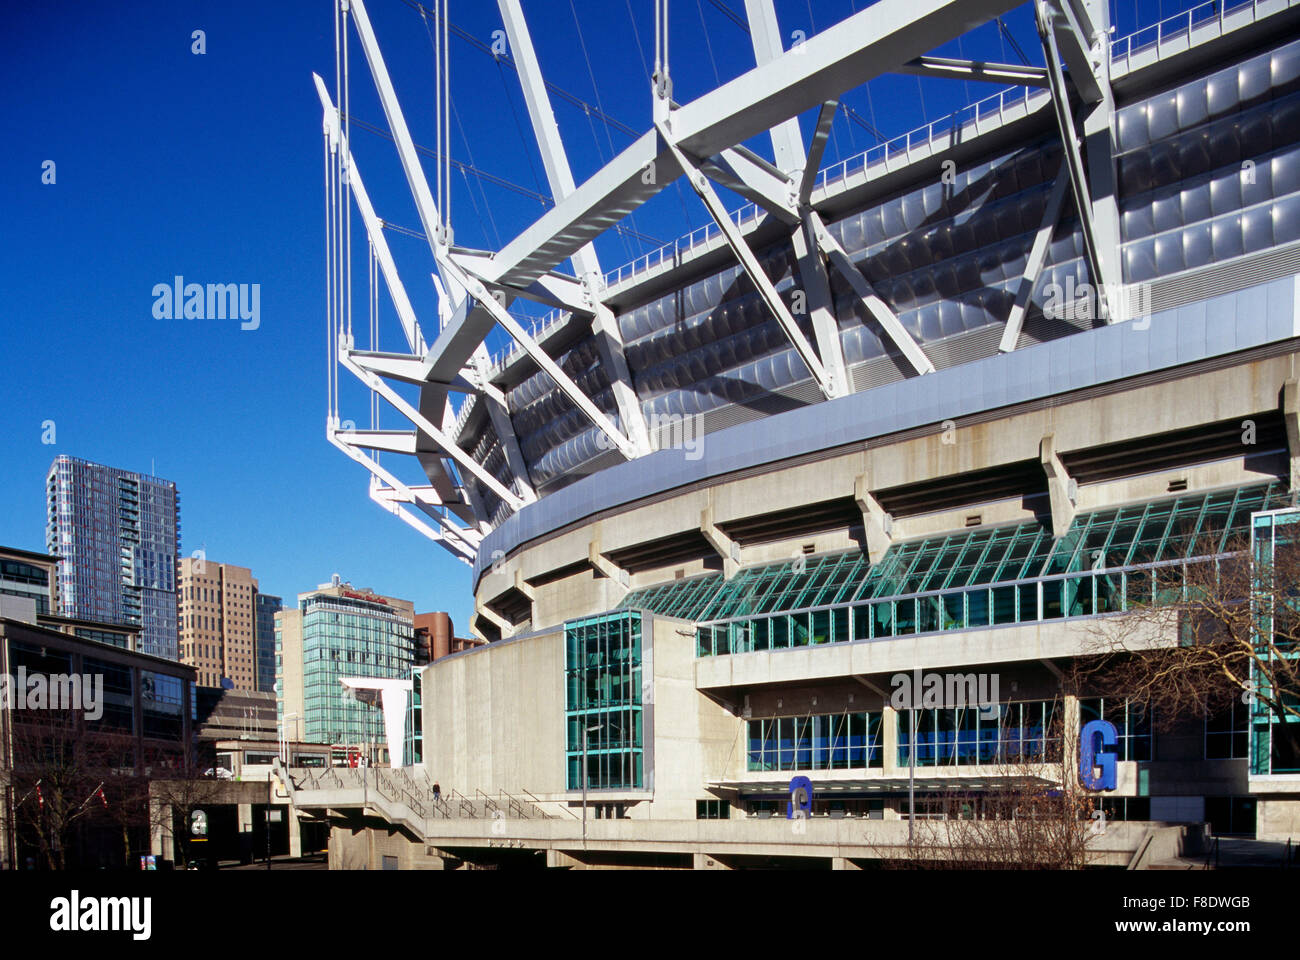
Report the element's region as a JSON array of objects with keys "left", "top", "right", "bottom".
[{"left": 285, "top": 0, "right": 1300, "bottom": 868}]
